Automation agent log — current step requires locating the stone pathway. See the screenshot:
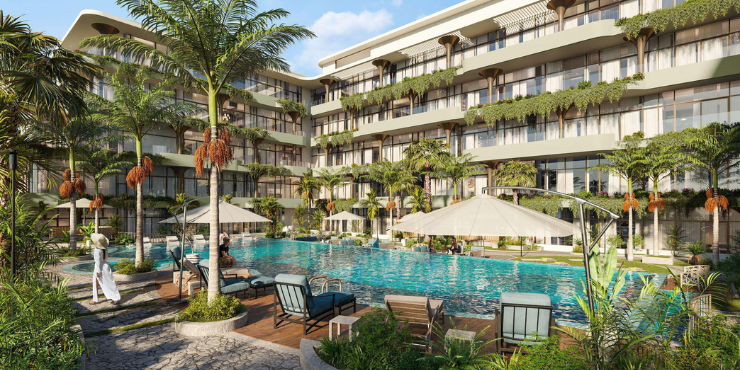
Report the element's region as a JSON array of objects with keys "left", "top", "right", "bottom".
[
  {"left": 85, "top": 324, "right": 301, "bottom": 370},
  {"left": 75, "top": 286, "right": 163, "bottom": 314},
  {"left": 77, "top": 303, "right": 179, "bottom": 335}
]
